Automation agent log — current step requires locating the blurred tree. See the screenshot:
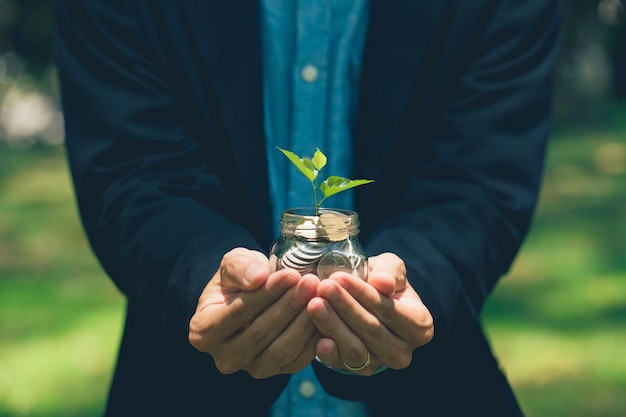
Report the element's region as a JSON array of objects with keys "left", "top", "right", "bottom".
[
  {"left": 0, "top": 0, "right": 58, "bottom": 146},
  {"left": 0, "top": 0, "right": 54, "bottom": 78},
  {"left": 0, "top": 0, "right": 621, "bottom": 125},
  {"left": 554, "top": 0, "right": 624, "bottom": 125},
  {"left": 598, "top": 0, "right": 626, "bottom": 97}
]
